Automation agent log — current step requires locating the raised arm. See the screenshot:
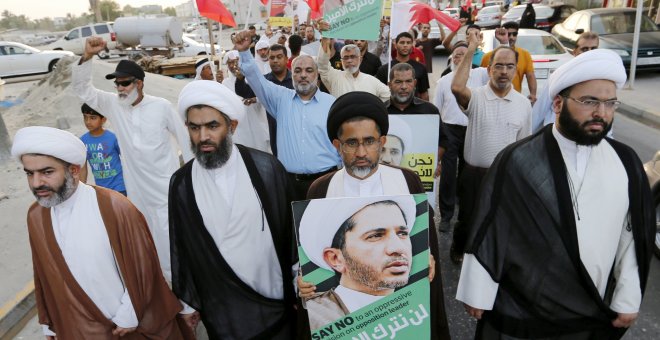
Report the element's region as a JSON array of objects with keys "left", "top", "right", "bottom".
[
  {"left": 451, "top": 30, "right": 478, "bottom": 110},
  {"left": 72, "top": 37, "right": 120, "bottom": 118}
]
